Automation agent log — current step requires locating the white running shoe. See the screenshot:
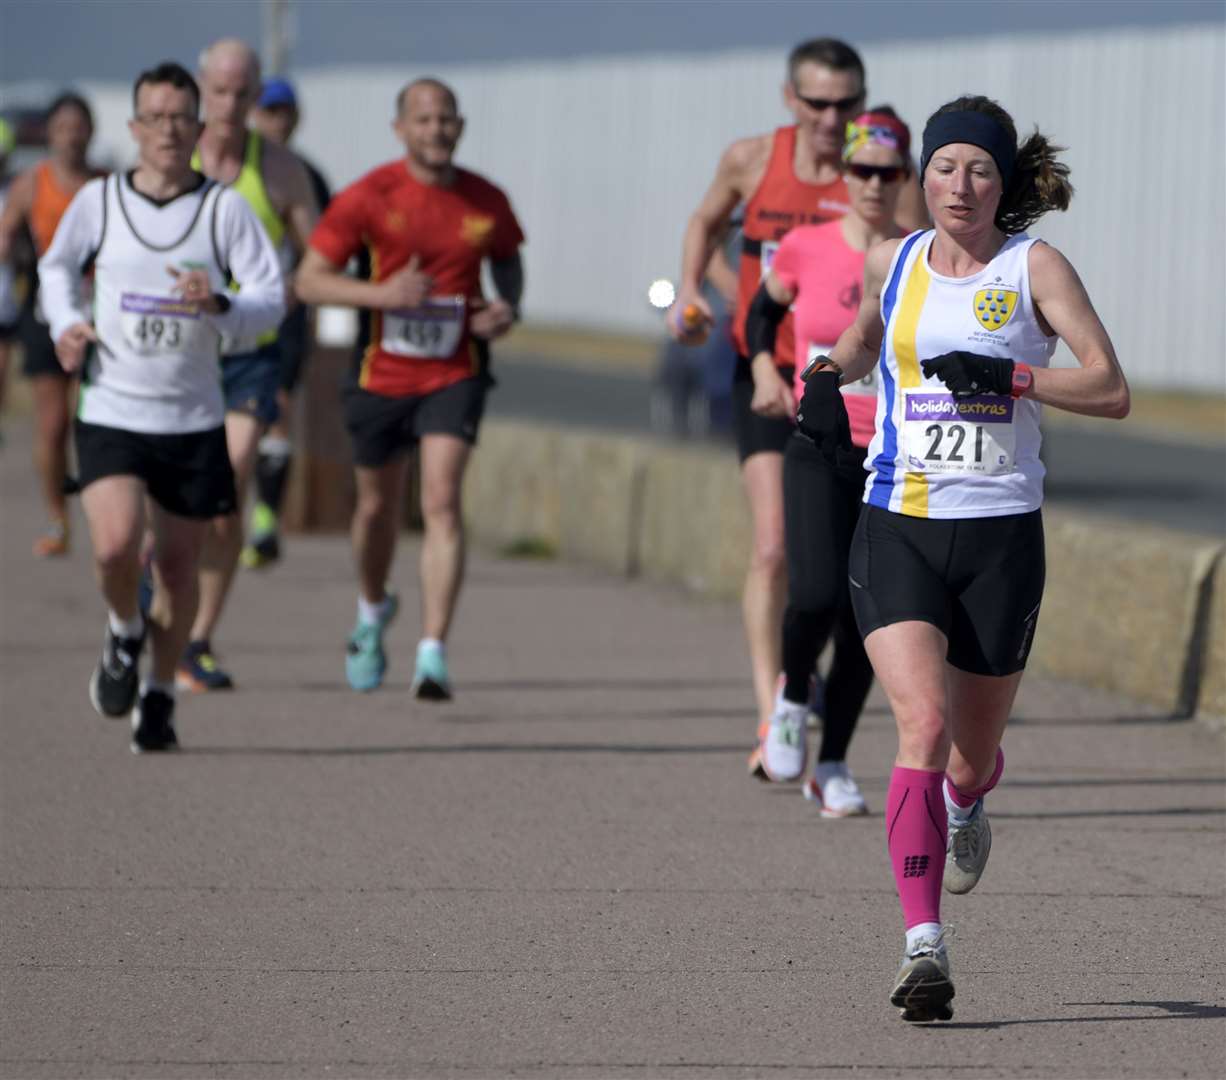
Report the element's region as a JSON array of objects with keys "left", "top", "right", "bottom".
[
  {"left": 760, "top": 696, "right": 807, "bottom": 782},
  {"left": 802, "top": 761, "right": 868, "bottom": 817},
  {"left": 890, "top": 927, "right": 954, "bottom": 1022},
  {"left": 944, "top": 799, "right": 991, "bottom": 895}
]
